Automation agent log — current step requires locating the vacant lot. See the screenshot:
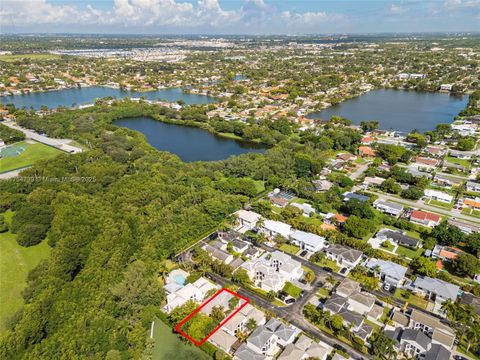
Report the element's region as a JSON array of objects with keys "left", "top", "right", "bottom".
[
  {"left": 0, "top": 222, "right": 51, "bottom": 332},
  {"left": 0, "top": 141, "right": 64, "bottom": 173},
  {"left": 152, "top": 319, "right": 210, "bottom": 360}
]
